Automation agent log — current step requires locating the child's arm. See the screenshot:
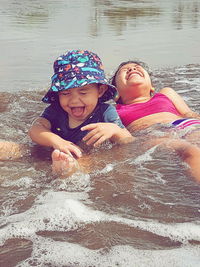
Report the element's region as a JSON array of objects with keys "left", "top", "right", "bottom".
[
  {"left": 81, "top": 104, "right": 134, "bottom": 147},
  {"left": 160, "top": 87, "right": 200, "bottom": 118},
  {"left": 28, "top": 117, "right": 82, "bottom": 158},
  {"left": 81, "top": 123, "right": 134, "bottom": 147}
]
